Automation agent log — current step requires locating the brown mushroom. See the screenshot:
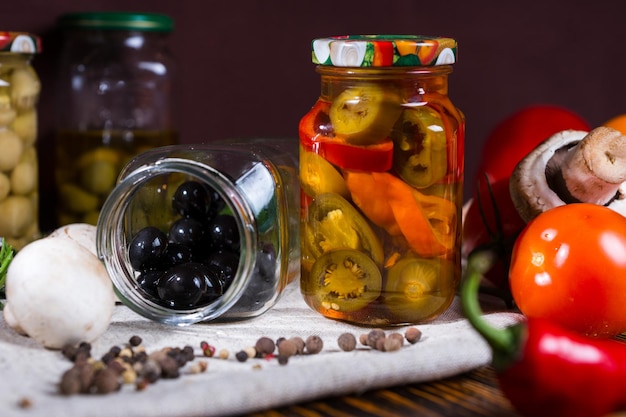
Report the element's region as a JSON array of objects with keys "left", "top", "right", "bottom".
[{"left": 510, "top": 127, "right": 626, "bottom": 222}]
